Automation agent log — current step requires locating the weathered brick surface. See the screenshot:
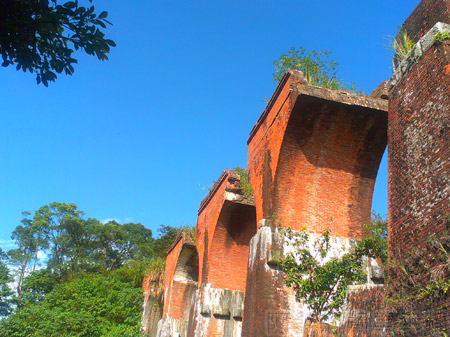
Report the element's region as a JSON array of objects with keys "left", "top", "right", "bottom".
[
  {"left": 388, "top": 5, "right": 450, "bottom": 257},
  {"left": 242, "top": 226, "right": 301, "bottom": 337},
  {"left": 168, "top": 280, "right": 197, "bottom": 320},
  {"left": 141, "top": 268, "right": 164, "bottom": 336},
  {"left": 162, "top": 236, "right": 185, "bottom": 316},
  {"left": 243, "top": 72, "right": 388, "bottom": 337},
  {"left": 302, "top": 319, "right": 335, "bottom": 337},
  {"left": 396, "top": 0, "right": 450, "bottom": 43},
  {"left": 388, "top": 1, "right": 450, "bottom": 334},
  {"left": 338, "top": 285, "right": 386, "bottom": 337},
  {"left": 247, "top": 70, "right": 388, "bottom": 237},
  {"left": 196, "top": 170, "right": 256, "bottom": 291},
  {"left": 162, "top": 234, "right": 198, "bottom": 319},
  {"left": 153, "top": 2, "right": 450, "bottom": 335},
  {"left": 187, "top": 285, "right": 244, "bottom": 337},
  {"left": 208, "top": 201, "right": 256, "bottom": 291}
]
